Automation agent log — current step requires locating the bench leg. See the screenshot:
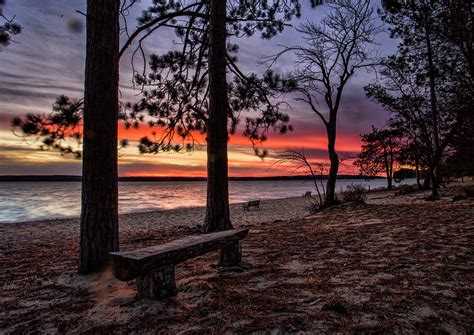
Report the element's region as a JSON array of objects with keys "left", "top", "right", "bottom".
[
  {"left": 219, "top": 241, "right": 241, "bottom": 267},
  {"left": 136, "top": 265, "right": 177, "bottom": 299}
]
